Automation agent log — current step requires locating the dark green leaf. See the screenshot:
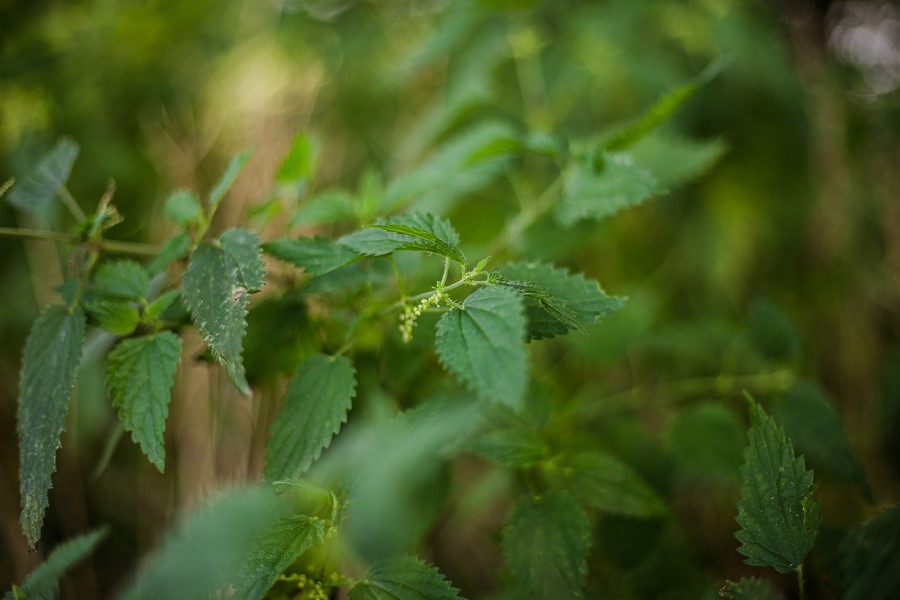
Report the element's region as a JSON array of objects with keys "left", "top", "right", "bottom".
[
  {"left": 83, "top": 299, "right": 140, "bottom": 335},
  {"left": 116, "top": 486, "right": 279, "bottom": 600},
  {"left": 719, "top": 578, "right": 785, "bottom": 600},
  {"left": 546, "top": 451, "right": 667, "bottom": 517},
  {"left": 264, "top": 237, "right": 359, "bottom": 276},
  {"left": 435, "top": 286, "right": 527, "bottom": 409},
  {"left": 232, "top": 515, "right": 328, "bottom": 600},
  {"left": 734, "top": 397, "right": 819, "bottom": 574},
  {"left": 264, "top": 354, "right": 357, "bottom": 480},
  {"left": 774, "top": 384, "right": 871, "bottom": 500},
  {"left": 105, "top": 332, "right": 182, "bottom": 472},
  {"left": 555, "top": 154, "right": 659, "bottom": 226},
  {"left": 14, "top": 528, "right": 107, "bottom": 600},
  {"left": 208, "top": 148, "right": 253, "bottom": 211},
  {"left": 17, "top": 304, "right": 86, "bottom": 547},
  {"left": 8, "top": 138, "right": 79, "bottom": 212},
  {"left": 502, "top": 490, "right": 590, "bottom": 599},
  {"left": 471, "top": 428, "right": 547, "bottom": 466},
  {"left": 349, "top": 556, "right": 463, "bottom": 600},
  {"left": 163, "top": 189, "right": 203, "bottom": 226},
  {"left": 840, "top": 504, "right": 900, "bottom": 600},
  {"left": 220, "top": 228, "right": 265, "bottom": 291},
  {"left": 93, "top": 260, "right": 149, "bottom": 300},
  {"left": 498, "top": 262, "right": 625, "bottom": 340},
  {"left": 629, "top": 133, "right": 728, "bottom": 189}
]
